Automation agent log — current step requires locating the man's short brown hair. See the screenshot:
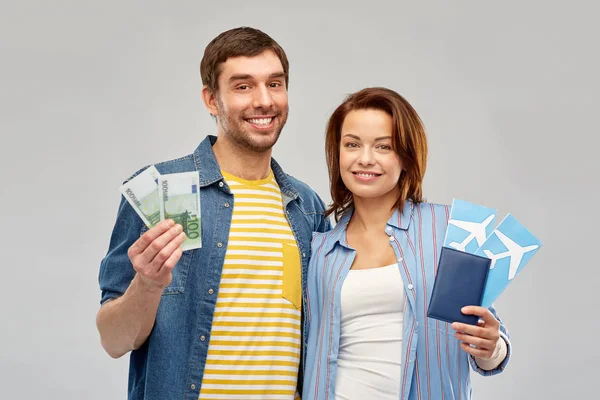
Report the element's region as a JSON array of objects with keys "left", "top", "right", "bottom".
[{"left": 200, "top": 27, "right": 289, "bottom": 93}]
